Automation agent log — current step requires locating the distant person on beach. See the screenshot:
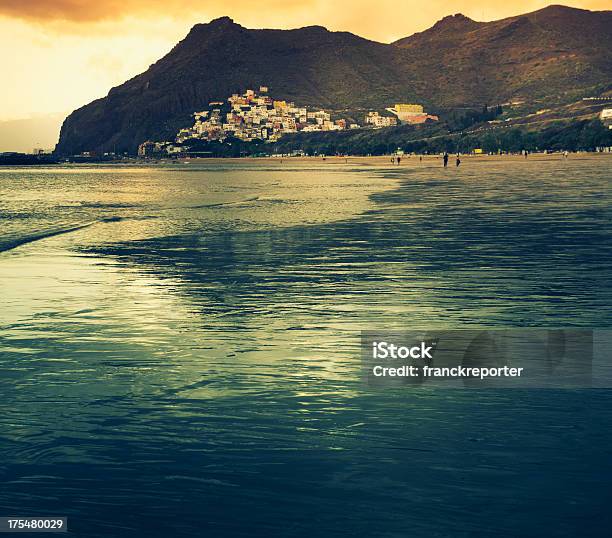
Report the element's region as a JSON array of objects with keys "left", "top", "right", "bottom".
[
  {"left": 443, "top": 153, "right": 449, "bottom": 167},
  {"left": 564, "top": 151, "right": 569, "bottom": 158},
  {"left": 419, "top": 155, "right": 423, "bottom": 162},
  {"left": 397, "top": 156, "right": 401, "bottom": 166},
  {"left": 456, "top": 155, "right": 461, "bottom": 167}
]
